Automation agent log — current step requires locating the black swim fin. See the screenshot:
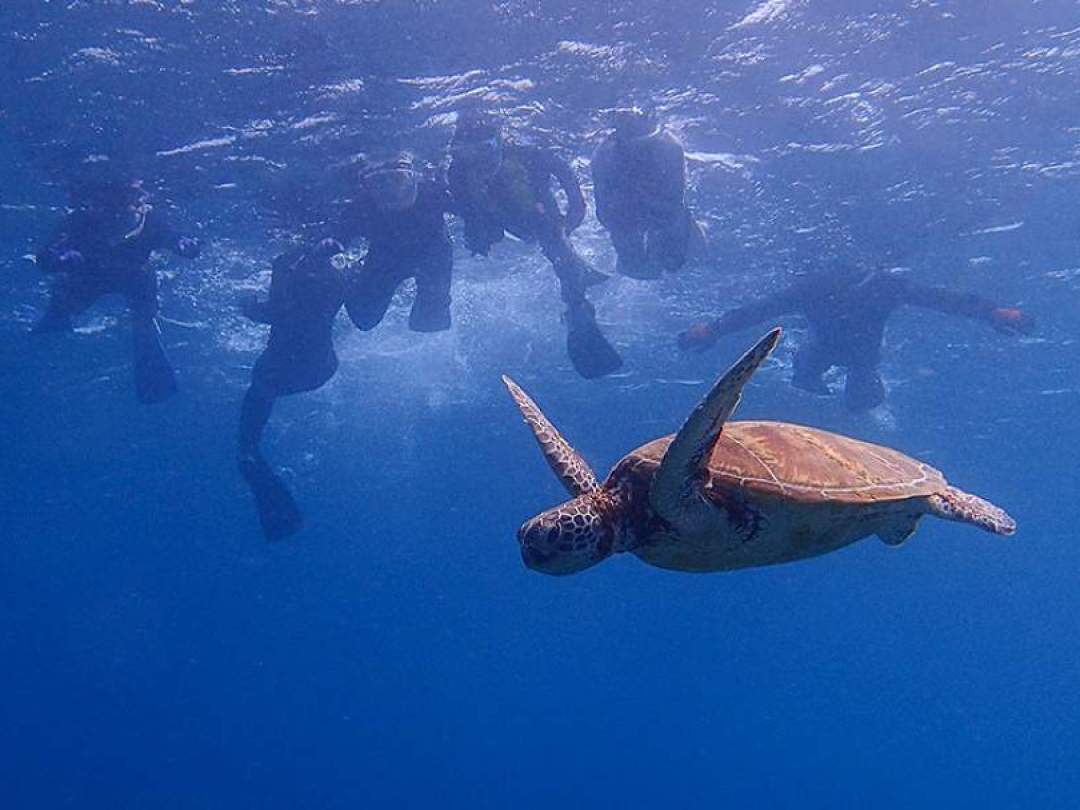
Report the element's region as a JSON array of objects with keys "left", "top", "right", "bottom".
[
  {"left": 133, "top": 320, "right": 177, "bottom": 404},
  {"left": 581, "top": 265, "right": 613, "bottom": 287},
  {"left": 239, "top": 452, "right": 304, "bottom": 542},
  {"left": 566, "top": 304, "right": 623, "bottom": 380}
]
